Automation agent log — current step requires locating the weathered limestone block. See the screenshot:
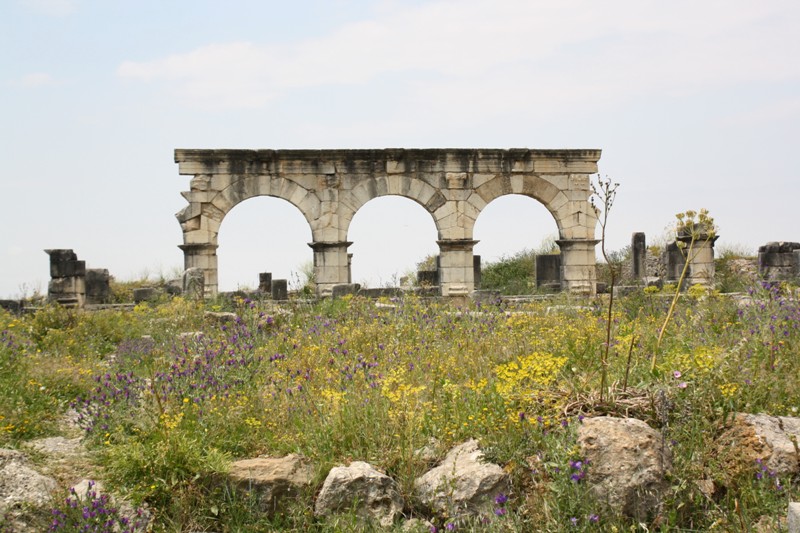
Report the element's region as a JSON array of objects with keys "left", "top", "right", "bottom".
[
  {"left": 133, "top": 287, "right": 159, "bottom": 303},
  {"left": 414, "top": 439, "right": 510, "bottom": 519},
  {"left": 271, "top": 279, "right": 288, "bottom": 300},
  {"left": 631, "top": 232, "right": 646, "bottom": 280},
  {"left": 536, "top": 254, "right": 561, "bottom": 290},
  {"left": 0, "top": 448, "right": 57, "bottom": 514},
  {"left": 85, "top": 268, "right": 110, "bottom": 304},
  {"left": 183, "top": 267, "right": 205, "bottom": 300},
  {"left": 577, "top": 417, "right": 672, "bottom": 520},
  {"left": 204, "top": 311, "right": 238, "bottom": 323},
  {"left": 332, "top": 283, "right": 360, "bottom": 298},
  {"left": 315, "top": 461, "right": 404, "bottom": 527},
  {"left": 228, "top": 454, "right": 313, "bottom": 513},
  {"left": 789, "top": 502, "right": 800, "bottom": 533},
  {"left": 258, "top": 272, "right": 272, "bottom": 293},
  {"left": 716, "top": 413, "right": 800, "bottom": 477},
  {"left": 758, "top": 242, "right": 800, "bottom": 281}
]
